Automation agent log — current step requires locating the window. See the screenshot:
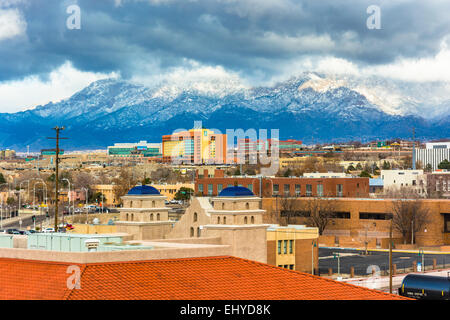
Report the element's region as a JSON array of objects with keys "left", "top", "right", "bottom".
[
  {"left": 317, "top": 184, "right": 323, "bottom": 197},
  {"left": 244, "top": 216, "right": 248, "bottom": 224},
  {"left": 131, "top": 213, "right": 134, "bottom": 221},
  {"left": 336, "top": 184, "right": 343, "bottom": 197},
  {"left": 359, "top": 212, "right": 391, "bottom": 220},
  {"left": 284, "top": 184, "right": 290, "bottom": 196},
  {"left": 289, "top": 240, "right": 293, "bottom": 254},
  {"left": 208, "top": 184, "right": 213, "bottom": 196},
  {"left": 190, "top": 227, "right": 194, "bottom": 237},
  {"left": 334, "top": 211, "right": 351, "bottom": 219},
  {"left": 283, "top": 240, "right": 287, "bottom": 254},
  {"left": 217, "top": 216, "right": 221, "bottom": 224},
  {"left": 295, "top": 184, "right": 300, "bottom": 196},
  {"left": 221, "top": 203, "right": 225, "bottom": 210},
  {"left": 444, "top": 214, "right": 450, "bottom": 233},
  {"left": 217, "top": 184, "right": 223, "bottom": 193},
  {"left": 157, "top": 213, "right": 160, "bottom": 221},
  {"left": 289, "top": 265, "right": 294, "bottom": 270},
  {"left": 278, "top": 240, "right": 282, "bottom": 254},
  {"left": 198, "top": 184, "right": 204, "bottom": 193},
  {"left": 150, "top": 213, "right": 154, "bottom": 221},
  {"left": 130, "top": 201, "right": 133, "bottom": 208},
  {"left": 193, "top": 212, "right": 198, "bottom": 222},
  {"left": 126, "top": 213, "right": 129, "bottom": 221},
  {"left": 197, "top": 227, "right": 201, "bottom": 237},
  {"left": 152, "top": 200, "right": 155, "bottom": 208},
  {"left": 245, "top": 202, "right": 249, "bottom": 210},
  {"left": 273, "top": 184, "right": 279, "bottom": 195},
  {"left": 223, "top": 217, "right": 227, "bottom": 224},
  {"left": 251, "top": 216, "right": 254, "bottom": 224},
  {"left": 306, "top": 184, "right": 312, "bottom": 196}
]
